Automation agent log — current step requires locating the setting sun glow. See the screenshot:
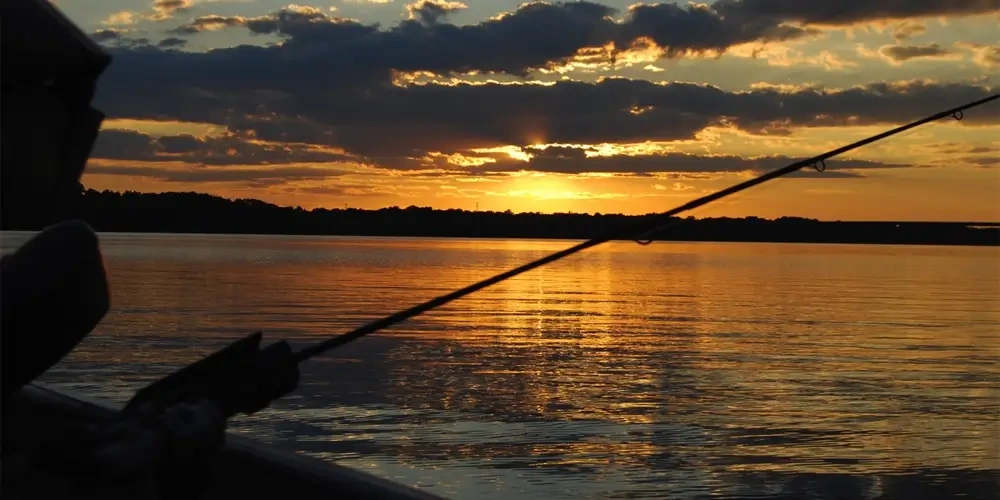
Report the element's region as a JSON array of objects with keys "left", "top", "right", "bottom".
[{"left": 60, "top": 0, "right": 1000, "bottom": 221}]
